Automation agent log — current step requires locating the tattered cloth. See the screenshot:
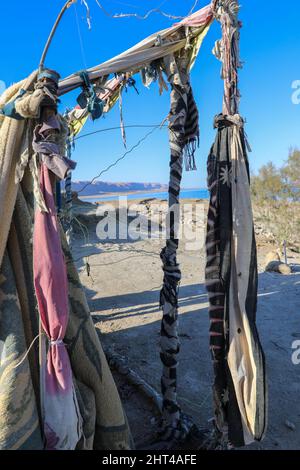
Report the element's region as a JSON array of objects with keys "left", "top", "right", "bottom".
[
  {"left": 33, "top": 163, "right": 82, "bottom": 449},
  {"left": 32, "top": 115, "right": 76, "bottom": 180},
  {"left": 0, "top": 77, "right": 132, "bottom": 450},
  {"left": 205, "top": 113, "right": 267, "bottom": 447},
  {"left": 58, "top": 4, "right": 213, "bottom": 95},
  {"left": 61, "top": 4, "right": 213, "bottom": 144},
  {"left": 182, "top": 86, "right": 199, "bottom": 171}
]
